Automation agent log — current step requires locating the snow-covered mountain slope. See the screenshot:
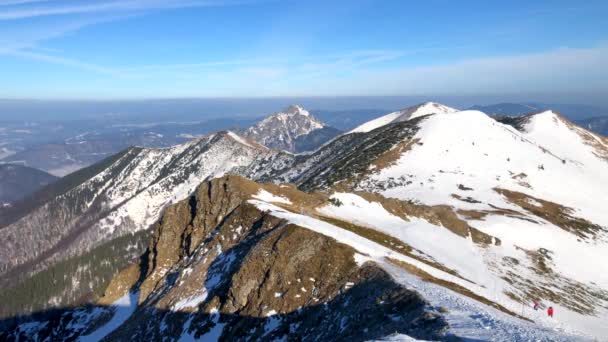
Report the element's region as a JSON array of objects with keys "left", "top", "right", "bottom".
[
  {"left": 306, "top": 108, "right": 608, "bottom": 338},
  {"left": 245, "top": 104, "right": 608, "bottom": 338},
  {"left": 3, "top": 102, "right": 608, "bottom": 340},
  {"left": 244, "top": 105, "right": 341, "bottom": 153},
  {"left": 520, "top": 111, "right": 608, "bottom": 165},
  {"left": 0, "top": 131, "right": 275, "bottom": 318},
  {"left": 2, "top": 176, "right": 592, "bottom": 341},
  {"left": 359, "top": 110, "right": 608, "bottom": 225},
  {"left": 349, "top": 102, "right": 457, "bottom": 133}
]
